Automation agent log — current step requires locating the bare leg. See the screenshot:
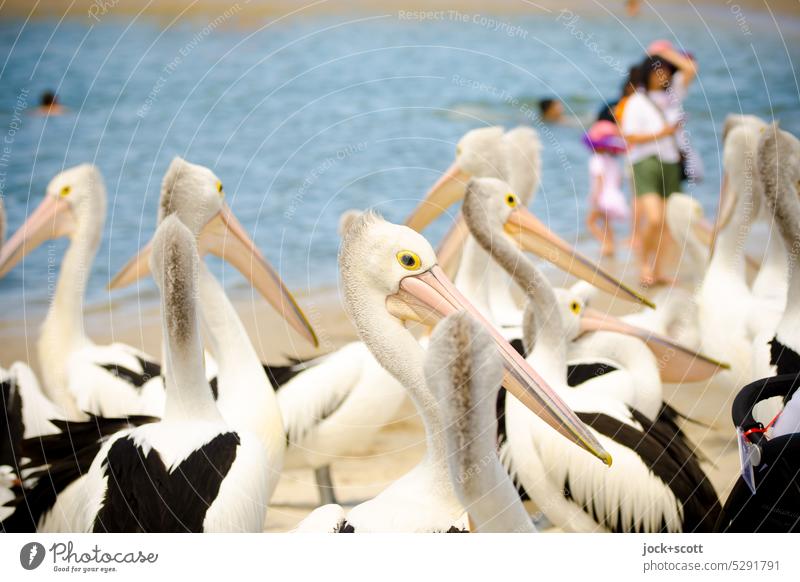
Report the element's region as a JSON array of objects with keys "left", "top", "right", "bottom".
[
  {"left": 601, "top": 217, "right": 616, "bottom": 257},
  {"left": 314, "top": 466, "right": 338, "bottom": 505},
  {"left": 637, "top": 193, "right": 664, "bottom": 286}
]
